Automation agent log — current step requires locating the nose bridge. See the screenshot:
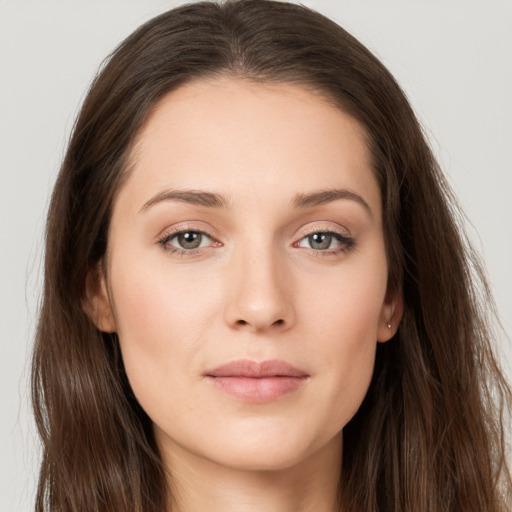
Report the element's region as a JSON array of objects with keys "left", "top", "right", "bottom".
[{"left": 224, "top": 235, "right": 294, "bottom": 332}]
